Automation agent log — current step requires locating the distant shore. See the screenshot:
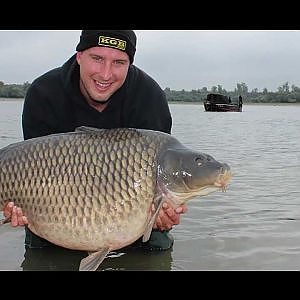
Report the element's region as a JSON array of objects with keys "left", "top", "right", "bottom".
[
  {"left": 167, "top": 101, "right": 300, "bottom": 106},
  {"left": 1, "top": 98, "right": 299, "bottom": 106},
  {"left": 0, "top": 97, "right": 24, "bottom": 102}
]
